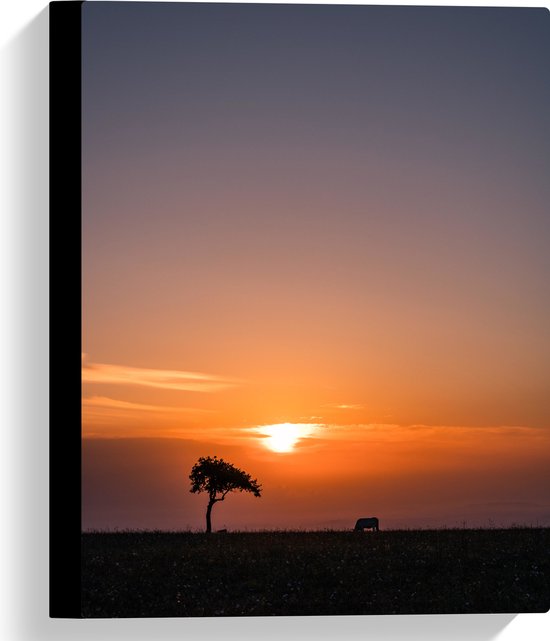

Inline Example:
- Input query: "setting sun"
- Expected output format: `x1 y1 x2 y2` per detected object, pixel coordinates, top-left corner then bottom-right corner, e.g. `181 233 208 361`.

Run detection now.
256 423 320 453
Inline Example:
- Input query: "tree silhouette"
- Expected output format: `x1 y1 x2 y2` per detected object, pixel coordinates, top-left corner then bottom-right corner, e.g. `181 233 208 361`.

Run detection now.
189 455 262 533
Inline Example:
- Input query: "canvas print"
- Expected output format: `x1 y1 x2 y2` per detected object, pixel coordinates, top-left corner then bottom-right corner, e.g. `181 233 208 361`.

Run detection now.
79 2 550 617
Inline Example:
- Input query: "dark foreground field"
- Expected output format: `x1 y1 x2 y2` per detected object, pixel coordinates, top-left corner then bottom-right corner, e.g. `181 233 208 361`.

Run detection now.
82 528 550 617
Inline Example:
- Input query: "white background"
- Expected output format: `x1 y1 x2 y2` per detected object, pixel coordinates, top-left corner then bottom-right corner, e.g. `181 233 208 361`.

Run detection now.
1 0 549 639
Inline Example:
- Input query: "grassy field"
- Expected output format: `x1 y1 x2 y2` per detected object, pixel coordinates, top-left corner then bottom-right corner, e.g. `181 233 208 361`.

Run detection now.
81 528 550 617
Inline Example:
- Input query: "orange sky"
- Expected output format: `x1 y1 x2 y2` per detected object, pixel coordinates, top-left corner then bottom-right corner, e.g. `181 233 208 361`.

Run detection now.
81 354 550 530
82 4 550 531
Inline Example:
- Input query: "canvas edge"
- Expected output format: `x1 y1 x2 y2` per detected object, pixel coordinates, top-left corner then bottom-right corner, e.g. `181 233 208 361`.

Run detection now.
49 0 84 620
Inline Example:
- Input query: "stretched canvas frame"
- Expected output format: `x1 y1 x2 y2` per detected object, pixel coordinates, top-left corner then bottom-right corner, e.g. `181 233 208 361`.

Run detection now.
50 0 550 619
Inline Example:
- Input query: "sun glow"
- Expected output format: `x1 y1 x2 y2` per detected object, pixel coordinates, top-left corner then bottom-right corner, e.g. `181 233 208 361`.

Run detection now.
256 423 321 453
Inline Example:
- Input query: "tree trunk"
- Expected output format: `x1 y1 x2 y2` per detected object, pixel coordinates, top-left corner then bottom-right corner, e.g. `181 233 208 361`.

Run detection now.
205 500 215 533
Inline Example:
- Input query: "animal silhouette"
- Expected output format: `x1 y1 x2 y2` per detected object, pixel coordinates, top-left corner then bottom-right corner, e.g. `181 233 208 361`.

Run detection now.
354 517 379 532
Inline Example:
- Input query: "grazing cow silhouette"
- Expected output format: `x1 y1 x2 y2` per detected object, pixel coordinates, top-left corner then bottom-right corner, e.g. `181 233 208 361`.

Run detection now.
354 517 379 532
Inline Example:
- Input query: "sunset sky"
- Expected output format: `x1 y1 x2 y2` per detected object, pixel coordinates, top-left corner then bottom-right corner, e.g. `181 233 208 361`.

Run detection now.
82 3 550 531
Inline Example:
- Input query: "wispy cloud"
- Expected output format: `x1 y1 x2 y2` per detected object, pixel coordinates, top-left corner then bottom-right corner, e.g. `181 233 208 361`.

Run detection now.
82 357 241 393
324 403 366 410
82 396 214 413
